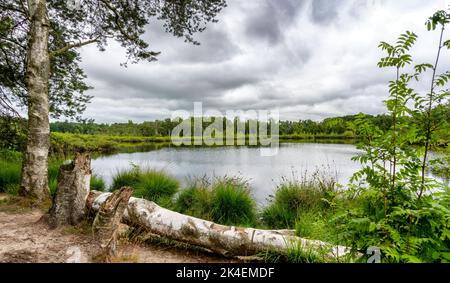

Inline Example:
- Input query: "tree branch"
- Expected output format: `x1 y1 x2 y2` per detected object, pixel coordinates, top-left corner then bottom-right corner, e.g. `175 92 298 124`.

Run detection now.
0 88 21 118
99 0 139 42
50 38 99 58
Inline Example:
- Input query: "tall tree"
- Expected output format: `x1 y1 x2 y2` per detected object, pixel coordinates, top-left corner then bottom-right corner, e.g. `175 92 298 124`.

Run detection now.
0 0 227 201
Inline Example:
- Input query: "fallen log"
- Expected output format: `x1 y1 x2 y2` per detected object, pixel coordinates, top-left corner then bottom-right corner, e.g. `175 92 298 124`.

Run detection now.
87 191 353 261
92 187 133 262
48 153 91 228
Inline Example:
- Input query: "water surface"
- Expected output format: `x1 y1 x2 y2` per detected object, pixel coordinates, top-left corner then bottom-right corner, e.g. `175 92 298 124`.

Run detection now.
91 143 363 205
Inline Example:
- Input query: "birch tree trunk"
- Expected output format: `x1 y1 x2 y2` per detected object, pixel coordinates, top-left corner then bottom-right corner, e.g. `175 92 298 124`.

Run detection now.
48 153 91 228
92 187 133 262
20 0 51 202
87 192 353 260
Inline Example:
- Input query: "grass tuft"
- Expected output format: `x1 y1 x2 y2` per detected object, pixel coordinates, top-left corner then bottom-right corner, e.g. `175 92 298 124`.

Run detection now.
111 166 179 204
262 168 338 229
210 177 256 226
0 160 21 193
175 176 257 227
134 170 179 202
111 166 141 191
90 174 106 191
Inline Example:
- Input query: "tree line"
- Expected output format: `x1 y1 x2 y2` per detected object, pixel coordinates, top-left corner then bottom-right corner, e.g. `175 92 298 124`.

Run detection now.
47 114 393 137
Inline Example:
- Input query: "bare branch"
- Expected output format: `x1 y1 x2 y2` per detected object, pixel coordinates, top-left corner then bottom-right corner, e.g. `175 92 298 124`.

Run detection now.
50 38 99 58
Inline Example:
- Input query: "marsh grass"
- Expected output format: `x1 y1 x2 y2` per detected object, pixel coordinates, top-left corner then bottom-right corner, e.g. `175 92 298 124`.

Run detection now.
175 177 211 218
0 150 107 197
175 176 257 227
258 240 328 263
210 178 256 226
90 174 106 191
0 150 22 193
0 162 21 193
111 166 141 191
111 166 179 204
262 168 339 231
134 170 179 201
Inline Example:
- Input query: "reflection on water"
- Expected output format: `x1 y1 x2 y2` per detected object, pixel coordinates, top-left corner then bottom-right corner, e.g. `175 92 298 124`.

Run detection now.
91 143 446 206
91 143 364 205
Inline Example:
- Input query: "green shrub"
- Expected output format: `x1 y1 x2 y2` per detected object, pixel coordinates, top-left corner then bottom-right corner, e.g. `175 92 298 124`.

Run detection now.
294 211 336 243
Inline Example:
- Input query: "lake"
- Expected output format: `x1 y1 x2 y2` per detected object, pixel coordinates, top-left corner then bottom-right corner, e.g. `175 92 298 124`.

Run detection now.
91 142 363 205
91 142 446 206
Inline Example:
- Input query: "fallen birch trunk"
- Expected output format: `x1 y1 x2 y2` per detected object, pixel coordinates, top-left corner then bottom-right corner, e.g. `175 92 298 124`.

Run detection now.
87 191 353 261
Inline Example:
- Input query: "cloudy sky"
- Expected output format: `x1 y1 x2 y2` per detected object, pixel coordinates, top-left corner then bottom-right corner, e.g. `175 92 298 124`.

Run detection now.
78 0 450 123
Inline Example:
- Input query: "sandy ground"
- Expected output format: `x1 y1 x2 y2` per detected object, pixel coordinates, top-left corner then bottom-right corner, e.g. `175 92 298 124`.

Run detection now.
0 195 237 263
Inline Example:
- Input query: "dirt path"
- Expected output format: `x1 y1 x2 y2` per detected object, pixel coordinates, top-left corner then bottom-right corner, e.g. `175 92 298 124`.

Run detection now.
0 198 237 263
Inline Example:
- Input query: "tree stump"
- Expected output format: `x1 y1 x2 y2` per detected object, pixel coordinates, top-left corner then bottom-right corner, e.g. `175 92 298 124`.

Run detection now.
92 187 133 262
48 153 91 228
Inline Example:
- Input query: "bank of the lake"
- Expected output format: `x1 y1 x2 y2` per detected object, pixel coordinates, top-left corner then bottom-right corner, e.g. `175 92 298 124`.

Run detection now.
49 132 357 155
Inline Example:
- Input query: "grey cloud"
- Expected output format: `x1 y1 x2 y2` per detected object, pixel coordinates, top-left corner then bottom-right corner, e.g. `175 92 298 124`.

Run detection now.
84 60 263 102
73 0 446 123
144 21 240 64
311 0 340 25
245 0 305 45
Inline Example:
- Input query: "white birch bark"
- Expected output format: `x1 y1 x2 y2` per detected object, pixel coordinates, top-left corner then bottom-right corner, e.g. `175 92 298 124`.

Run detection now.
87 192 353 261
20 0 51 201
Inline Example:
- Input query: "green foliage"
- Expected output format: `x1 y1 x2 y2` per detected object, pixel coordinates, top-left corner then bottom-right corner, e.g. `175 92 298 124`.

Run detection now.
47 159 64 196
0 159 21 193
295 212 334 242
134 170 179 202
262 169 338 229
0 117 27 151
175 176 257 227
339 10 450 263
0 150 22 194
111 166 179 204
259 241 328 263
90 174 106 191
111 166 142 191
0 150 63 196
49 113 396 142
209 177 256 226
48 178 58 196
175 179 213 220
